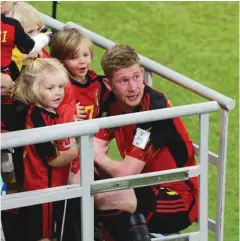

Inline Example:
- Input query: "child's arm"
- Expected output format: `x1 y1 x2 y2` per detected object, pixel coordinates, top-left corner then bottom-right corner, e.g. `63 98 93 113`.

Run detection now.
14 18 49 55
48 138 79 167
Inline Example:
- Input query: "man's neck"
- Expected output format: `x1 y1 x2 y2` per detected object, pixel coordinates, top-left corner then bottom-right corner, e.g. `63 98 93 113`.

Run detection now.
116 101 135 114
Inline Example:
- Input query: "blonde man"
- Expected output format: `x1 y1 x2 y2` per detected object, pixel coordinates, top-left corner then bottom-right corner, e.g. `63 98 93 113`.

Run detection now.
93 44 199 240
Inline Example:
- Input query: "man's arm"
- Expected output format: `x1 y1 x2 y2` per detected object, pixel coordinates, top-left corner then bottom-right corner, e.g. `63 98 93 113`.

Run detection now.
94 137 145 177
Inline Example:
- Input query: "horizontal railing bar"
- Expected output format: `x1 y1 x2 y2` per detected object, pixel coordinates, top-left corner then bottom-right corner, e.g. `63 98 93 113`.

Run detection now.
1 102 219 150
63 21 235 111
1 184 82 210
139 55 235 111
151 232 199 241
207 218 216 232
2 166 199 210
1 122 99 150
194 218 216 233
88 101 219 130
91 166 199 193
193 143 219 165
40 12 65 30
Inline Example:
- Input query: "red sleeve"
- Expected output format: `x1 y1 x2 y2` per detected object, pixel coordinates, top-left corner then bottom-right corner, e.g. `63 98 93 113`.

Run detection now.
94 128 114 141
126 144 156 163
55 138 80 173
57 81 76 123
71 157 80 173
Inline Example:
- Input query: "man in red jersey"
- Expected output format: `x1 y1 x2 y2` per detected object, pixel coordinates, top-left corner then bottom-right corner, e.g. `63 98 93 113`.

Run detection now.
93 44 198 241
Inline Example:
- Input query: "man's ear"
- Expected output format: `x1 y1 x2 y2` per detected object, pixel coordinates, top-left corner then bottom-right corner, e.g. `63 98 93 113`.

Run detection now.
140 67 145 74
103 78 112 91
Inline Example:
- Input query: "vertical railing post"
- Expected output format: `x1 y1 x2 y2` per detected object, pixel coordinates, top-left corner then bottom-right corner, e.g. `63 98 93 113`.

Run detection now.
80 135 94 241
144 70 152 87
198 113 210 240
215 109 229 241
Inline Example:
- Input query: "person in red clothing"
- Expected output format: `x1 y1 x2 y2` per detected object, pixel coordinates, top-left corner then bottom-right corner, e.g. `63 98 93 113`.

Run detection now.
8 2 50 71
50 28 107 124
50 28 108 241
1 1 51 133
13 58 79 241
93 44 199 241
1 1 50 80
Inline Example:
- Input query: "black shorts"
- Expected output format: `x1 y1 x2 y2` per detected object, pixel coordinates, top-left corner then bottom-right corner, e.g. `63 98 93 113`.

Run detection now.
96 186 195 237
62 198 81 241
134 186 194 234
20 201 65 241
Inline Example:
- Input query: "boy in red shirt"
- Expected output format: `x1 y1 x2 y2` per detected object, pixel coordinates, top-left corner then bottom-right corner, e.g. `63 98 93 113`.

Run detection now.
50 28 108 241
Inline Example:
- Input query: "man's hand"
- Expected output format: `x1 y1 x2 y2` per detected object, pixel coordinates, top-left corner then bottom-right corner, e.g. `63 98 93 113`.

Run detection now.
76 102 87 120
1 73 14 96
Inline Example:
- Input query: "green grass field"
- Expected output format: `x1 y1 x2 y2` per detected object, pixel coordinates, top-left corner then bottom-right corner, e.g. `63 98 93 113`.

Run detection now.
31 2 239 240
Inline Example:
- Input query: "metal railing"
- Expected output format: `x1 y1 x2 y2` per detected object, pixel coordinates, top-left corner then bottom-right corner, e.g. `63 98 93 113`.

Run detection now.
1 101 219 241
1 8 236 241
38 13 235 241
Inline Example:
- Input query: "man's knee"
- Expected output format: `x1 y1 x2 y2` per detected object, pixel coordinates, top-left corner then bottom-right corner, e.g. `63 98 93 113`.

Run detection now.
94 189 137 213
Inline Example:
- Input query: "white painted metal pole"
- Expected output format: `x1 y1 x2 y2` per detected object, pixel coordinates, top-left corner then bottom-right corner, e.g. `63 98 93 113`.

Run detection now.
144 71 152 87
198 113 210 240
80 135 94 241
215 109 229 241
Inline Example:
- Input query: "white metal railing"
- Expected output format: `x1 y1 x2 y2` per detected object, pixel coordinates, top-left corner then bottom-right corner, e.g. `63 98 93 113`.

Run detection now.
1 7 236 241
1 101 218 241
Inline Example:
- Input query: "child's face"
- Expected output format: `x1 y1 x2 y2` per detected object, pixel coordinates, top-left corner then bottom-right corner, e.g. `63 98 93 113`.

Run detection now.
63 41 91 80
1 1 14 14
38 73 66 112
25 25 46 38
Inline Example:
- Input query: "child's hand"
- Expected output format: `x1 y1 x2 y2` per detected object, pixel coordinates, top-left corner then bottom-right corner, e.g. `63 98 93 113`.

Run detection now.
1 73 14 96
69 169 80 184
76 102 87 120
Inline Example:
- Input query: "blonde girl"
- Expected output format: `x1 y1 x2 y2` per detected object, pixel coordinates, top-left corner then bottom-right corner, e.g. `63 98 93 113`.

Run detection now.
14 58 79 241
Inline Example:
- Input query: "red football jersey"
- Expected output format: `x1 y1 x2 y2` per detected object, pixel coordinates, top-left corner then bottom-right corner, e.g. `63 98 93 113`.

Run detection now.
57 70 107 122
70 70 106 120
1 14 34 68
96 85 198 223
57 70 107 173
23 105 71 191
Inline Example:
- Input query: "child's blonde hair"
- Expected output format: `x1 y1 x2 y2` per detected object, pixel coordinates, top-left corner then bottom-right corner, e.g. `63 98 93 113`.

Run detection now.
50 28 93 61
15 58 68 105
8 2 45 33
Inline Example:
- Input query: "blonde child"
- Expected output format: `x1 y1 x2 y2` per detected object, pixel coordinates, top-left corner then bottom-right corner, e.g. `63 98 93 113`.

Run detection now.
50 28 109 241
14 58 79 241
50 28 108 123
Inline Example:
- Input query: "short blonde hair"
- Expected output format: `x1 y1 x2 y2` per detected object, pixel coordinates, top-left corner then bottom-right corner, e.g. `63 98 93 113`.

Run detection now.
8 2 44 33
50 28 93 61
101 44 140 78
14 58 68 105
